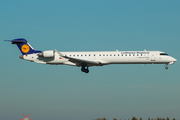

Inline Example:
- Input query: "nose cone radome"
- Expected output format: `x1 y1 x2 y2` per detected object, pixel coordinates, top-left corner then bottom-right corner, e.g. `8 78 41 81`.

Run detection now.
169 57 177 65
173 58 177 62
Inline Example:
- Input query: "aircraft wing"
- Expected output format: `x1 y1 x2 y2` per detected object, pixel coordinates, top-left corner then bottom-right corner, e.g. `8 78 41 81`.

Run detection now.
55 49 101 66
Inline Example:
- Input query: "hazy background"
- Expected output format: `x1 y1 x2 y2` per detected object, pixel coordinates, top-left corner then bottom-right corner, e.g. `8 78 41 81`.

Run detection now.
0 1 180 120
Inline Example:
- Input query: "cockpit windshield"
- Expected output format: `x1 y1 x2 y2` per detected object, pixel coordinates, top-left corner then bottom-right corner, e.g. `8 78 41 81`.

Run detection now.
160 53 169 56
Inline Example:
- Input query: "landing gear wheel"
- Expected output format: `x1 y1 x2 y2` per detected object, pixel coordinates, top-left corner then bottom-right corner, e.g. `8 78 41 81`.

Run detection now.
165 66 168 70
165 63 169 70
85 69 89 73
81 66 89 73
81 67 85 72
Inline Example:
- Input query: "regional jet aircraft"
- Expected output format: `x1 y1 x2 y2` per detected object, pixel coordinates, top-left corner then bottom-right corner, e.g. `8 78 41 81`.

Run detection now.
6 38 177 73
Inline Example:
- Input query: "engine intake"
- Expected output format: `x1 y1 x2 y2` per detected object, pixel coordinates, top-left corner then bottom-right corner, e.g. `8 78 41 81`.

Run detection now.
39 50 55 58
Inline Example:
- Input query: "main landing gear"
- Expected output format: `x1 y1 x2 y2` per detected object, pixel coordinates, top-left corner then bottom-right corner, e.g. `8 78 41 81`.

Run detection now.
81 66 89 73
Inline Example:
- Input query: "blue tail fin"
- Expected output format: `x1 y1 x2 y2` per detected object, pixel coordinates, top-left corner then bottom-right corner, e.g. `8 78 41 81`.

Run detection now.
9 38 41 55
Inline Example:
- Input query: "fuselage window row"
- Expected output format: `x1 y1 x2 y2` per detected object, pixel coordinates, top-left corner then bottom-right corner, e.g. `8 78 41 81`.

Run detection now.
66 53 149 57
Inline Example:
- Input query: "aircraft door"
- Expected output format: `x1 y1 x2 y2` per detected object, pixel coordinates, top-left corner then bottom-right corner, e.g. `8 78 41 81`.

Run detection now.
151 53 156 61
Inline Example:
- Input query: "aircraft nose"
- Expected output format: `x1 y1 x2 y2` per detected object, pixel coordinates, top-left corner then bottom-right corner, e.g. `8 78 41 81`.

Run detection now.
172 57 177 63
172 57 177 62
169 57 177 65
174 58 177 62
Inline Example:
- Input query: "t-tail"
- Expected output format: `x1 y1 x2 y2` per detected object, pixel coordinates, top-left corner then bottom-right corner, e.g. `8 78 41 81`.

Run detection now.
5 38 41 55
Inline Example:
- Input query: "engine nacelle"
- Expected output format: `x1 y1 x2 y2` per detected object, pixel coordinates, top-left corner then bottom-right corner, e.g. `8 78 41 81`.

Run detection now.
39 50 55 58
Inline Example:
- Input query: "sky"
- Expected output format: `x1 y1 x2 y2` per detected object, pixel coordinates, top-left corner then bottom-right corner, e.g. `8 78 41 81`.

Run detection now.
0 0 180 120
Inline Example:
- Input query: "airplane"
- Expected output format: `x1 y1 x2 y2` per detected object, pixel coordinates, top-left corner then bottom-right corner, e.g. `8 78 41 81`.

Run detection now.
5 38 177 73
19 114 33 120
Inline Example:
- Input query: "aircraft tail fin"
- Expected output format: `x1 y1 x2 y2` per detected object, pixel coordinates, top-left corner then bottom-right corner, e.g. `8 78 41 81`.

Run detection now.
5 38 41 55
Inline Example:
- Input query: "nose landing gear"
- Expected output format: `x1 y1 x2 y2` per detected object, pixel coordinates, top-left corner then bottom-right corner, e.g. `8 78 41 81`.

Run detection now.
165 63 168 70
165 66 168 70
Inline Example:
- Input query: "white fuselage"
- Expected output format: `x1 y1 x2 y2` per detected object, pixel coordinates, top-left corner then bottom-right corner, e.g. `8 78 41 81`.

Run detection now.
21 50 177 67
8 38 176 73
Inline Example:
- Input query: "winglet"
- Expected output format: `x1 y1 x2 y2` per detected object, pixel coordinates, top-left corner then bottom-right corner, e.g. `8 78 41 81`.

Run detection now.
55 49 70 59
23 114 30 118
55 49 64 57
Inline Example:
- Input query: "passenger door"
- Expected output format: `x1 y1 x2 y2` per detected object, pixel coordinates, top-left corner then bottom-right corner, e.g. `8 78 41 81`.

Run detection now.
151 52 156 61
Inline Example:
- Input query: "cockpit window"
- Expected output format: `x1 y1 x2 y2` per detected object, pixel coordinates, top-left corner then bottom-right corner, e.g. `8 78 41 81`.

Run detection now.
160 53 169 56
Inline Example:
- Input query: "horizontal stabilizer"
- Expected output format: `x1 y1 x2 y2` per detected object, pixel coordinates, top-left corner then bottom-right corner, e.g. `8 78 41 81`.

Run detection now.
5 38 27 44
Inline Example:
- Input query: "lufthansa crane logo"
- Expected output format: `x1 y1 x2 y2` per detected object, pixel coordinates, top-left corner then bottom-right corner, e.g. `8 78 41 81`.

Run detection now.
21 44 30 53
